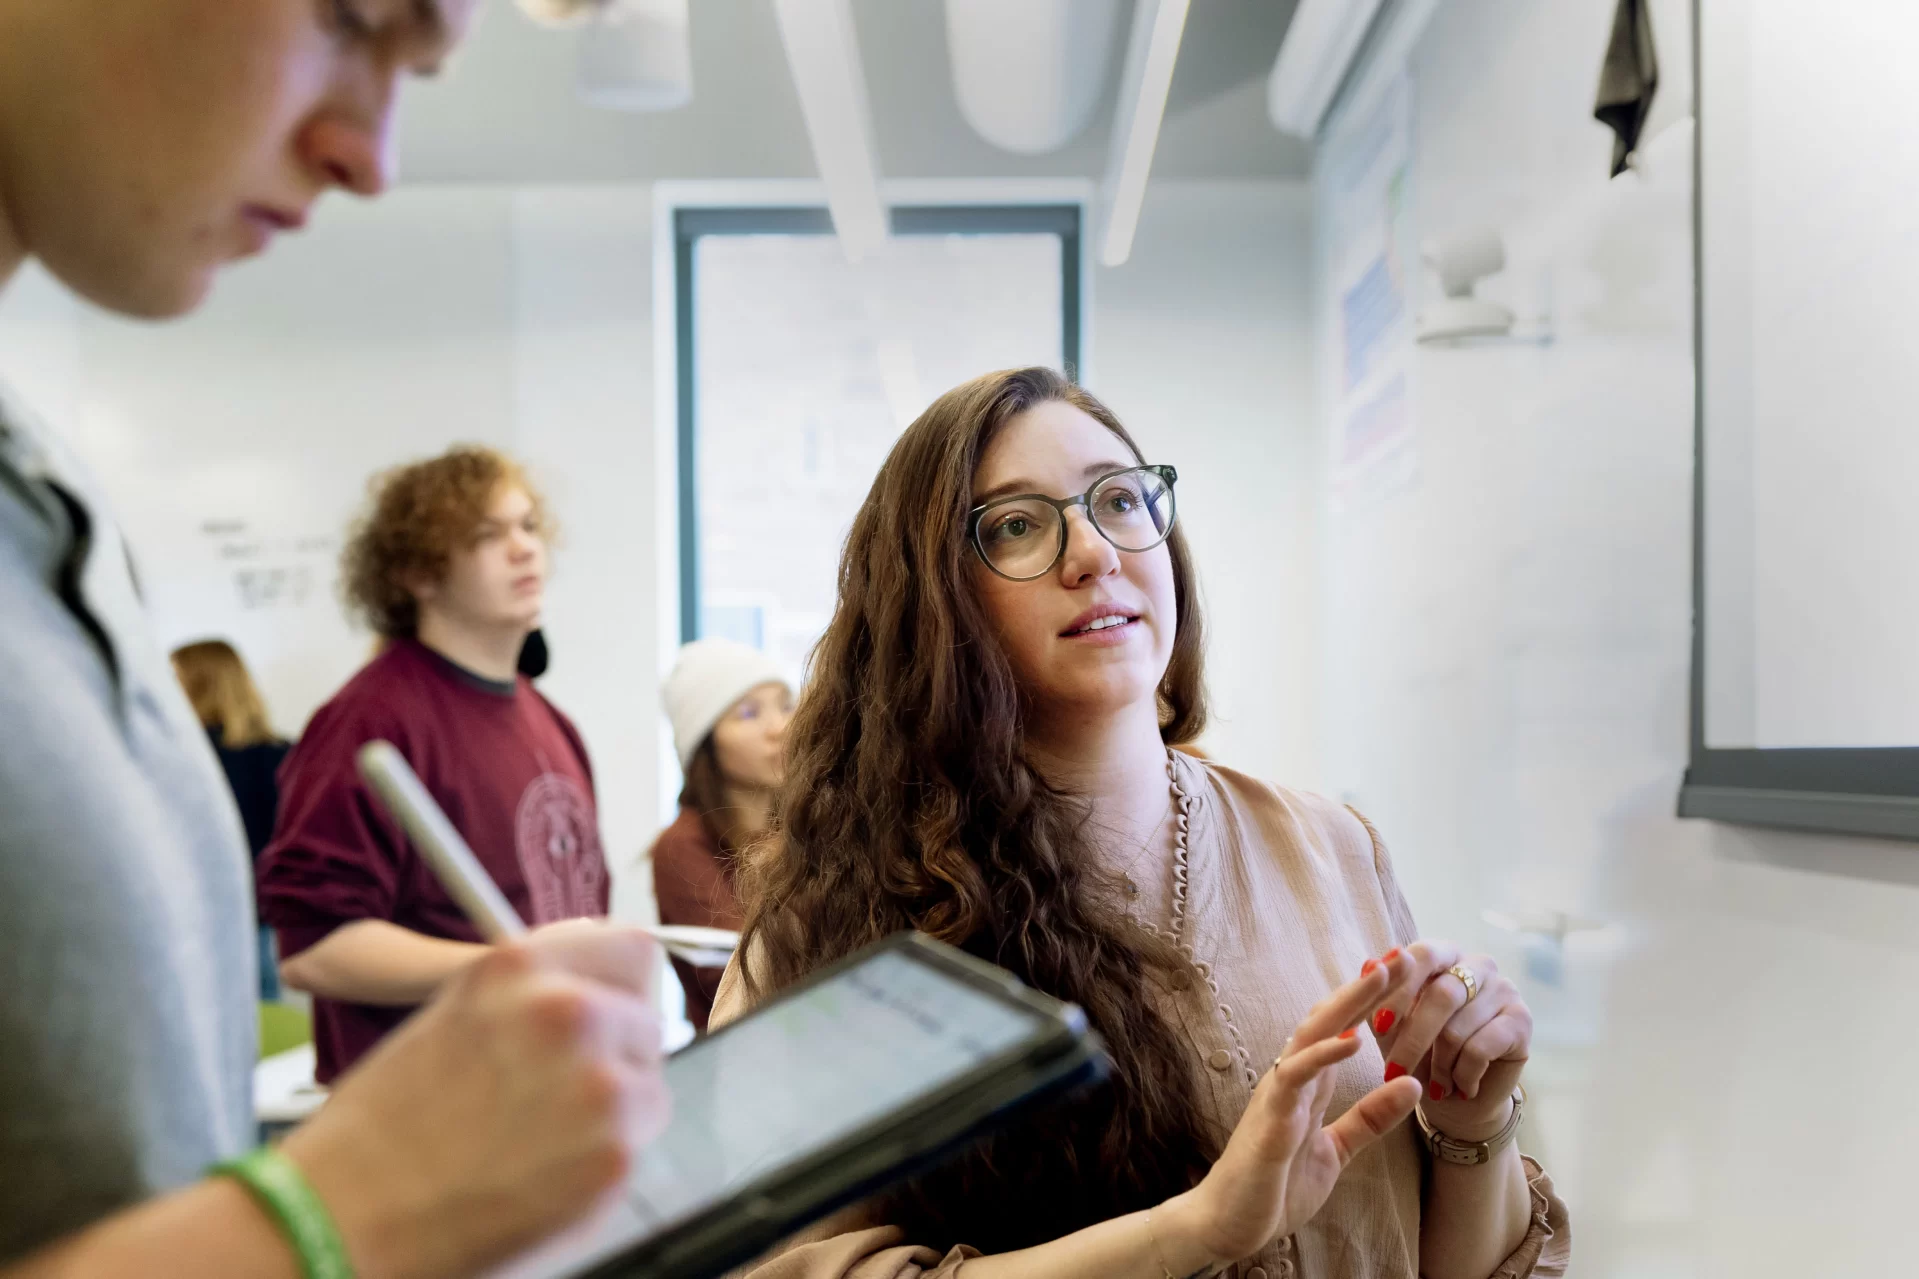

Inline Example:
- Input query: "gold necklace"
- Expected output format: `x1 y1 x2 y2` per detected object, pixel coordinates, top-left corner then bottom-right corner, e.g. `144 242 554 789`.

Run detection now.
1113 800 1172 899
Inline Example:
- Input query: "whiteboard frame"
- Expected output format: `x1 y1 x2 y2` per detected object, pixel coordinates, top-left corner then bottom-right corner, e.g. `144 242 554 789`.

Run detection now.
1677 0 1919 842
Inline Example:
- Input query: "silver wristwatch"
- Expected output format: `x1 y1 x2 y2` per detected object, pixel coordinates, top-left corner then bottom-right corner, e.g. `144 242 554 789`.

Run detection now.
1415 1085 1525 1166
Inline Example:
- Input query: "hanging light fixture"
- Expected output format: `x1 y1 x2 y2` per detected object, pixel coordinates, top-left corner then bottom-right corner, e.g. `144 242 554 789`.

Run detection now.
516 0 694 112
516 0 596 27
945 0 1125 155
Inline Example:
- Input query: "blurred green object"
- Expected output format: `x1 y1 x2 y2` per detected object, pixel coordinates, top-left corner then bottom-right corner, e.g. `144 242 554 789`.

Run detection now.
257 1001 312 1061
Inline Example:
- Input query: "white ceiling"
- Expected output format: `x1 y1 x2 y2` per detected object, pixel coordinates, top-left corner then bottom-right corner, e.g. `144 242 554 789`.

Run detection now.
397 0 1310 183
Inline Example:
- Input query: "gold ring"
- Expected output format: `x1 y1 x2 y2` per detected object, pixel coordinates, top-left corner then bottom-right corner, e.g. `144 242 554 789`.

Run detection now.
1447 964 1479 1003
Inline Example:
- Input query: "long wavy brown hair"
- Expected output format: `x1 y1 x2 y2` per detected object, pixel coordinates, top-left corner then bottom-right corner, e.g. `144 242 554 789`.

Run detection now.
737 368 1215 1254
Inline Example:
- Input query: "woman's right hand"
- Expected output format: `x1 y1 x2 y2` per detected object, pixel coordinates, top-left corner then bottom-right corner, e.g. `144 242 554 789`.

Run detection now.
1157 964 1423 1269
279 923 672 1279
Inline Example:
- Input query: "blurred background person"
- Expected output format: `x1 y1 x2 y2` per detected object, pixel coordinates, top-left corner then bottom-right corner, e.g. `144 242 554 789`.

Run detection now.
650 637 793 1032
0 3 672 1274
259 446 611 1084
171 639 293 1001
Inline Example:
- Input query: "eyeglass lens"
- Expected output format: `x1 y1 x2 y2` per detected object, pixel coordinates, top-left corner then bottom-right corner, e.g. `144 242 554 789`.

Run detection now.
975 467 1175 579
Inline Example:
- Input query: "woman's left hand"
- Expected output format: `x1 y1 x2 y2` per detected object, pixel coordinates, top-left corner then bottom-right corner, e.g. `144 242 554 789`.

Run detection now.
1365 940 1531 1141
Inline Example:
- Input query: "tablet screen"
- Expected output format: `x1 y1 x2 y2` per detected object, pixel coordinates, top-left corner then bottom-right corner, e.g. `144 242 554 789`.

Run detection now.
491 947 1049 1278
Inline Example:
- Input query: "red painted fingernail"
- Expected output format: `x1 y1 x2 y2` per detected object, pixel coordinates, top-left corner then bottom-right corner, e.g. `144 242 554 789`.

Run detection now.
1384 1062 1407 1082
1361 958 1379 977
1429 1081 1446 1101
1339 1028 1356 1040
1373 1008 1396 1035
1383 948 1401 962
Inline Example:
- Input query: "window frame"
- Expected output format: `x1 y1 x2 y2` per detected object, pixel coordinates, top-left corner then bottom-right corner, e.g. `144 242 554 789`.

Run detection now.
671 203 1085 645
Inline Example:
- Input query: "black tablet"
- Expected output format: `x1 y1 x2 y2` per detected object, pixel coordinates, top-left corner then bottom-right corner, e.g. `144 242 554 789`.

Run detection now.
488 932 1107 1279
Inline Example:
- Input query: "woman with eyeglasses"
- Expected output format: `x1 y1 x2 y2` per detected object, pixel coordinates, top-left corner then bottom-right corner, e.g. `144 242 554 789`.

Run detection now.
713 368 1568 1279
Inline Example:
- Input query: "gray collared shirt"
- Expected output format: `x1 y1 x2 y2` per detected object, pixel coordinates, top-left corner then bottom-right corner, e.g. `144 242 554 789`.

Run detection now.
0 386 255 1261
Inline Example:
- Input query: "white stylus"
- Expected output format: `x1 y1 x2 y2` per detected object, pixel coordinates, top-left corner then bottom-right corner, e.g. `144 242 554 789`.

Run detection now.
356 740 740 964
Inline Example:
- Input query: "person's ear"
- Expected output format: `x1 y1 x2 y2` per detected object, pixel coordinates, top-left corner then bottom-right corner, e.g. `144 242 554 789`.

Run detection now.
400 572 439 606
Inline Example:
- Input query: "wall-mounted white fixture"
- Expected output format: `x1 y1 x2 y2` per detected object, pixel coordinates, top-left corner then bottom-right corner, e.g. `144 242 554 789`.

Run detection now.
1266 0 1386 138
771 0 889 262
1100 0 1191 267
1416 227 1518 343
945 0 1126 155
578 0 693 111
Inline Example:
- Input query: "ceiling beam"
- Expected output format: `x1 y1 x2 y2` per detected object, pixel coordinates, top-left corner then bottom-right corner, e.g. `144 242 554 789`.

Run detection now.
1266 0 1387 138
771 0 889 261
1099 0 1192 267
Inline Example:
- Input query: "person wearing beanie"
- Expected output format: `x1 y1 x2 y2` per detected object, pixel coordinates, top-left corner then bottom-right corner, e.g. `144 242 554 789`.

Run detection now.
650 638 794 1031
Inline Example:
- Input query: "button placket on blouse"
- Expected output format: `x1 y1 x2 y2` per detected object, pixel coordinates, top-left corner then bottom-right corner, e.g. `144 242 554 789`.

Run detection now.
1138 757 1261 1089
1236 1231 1299 1279
1143 758 1292 1278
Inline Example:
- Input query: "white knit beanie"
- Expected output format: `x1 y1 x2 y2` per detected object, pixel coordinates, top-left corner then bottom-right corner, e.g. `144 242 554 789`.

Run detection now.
662 638 792 769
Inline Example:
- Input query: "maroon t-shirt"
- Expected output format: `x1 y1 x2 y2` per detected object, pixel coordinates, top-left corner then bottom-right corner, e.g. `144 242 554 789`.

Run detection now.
258 638 609 1083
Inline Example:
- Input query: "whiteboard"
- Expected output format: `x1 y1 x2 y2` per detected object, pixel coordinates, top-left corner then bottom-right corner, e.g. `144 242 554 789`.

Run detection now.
1699 0 1919 750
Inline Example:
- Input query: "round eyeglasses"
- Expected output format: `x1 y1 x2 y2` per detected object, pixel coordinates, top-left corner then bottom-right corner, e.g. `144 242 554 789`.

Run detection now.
967 464 1179 582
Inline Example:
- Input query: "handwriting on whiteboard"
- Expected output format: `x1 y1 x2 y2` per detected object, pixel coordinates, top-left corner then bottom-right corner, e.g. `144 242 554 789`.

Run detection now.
201 518 337 613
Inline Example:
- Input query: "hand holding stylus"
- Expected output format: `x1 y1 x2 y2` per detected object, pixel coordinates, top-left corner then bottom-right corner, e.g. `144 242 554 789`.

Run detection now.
281 920 672 1279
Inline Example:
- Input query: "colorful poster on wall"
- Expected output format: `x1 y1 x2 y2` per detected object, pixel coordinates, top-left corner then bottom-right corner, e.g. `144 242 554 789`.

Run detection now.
1324 74 1418 509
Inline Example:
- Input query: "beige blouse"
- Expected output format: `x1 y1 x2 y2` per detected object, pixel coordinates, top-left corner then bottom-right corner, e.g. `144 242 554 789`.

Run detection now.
710 753 1570 1279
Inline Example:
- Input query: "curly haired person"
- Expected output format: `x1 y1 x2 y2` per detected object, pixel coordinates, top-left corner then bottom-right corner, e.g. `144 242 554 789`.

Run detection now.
258 446 613 1083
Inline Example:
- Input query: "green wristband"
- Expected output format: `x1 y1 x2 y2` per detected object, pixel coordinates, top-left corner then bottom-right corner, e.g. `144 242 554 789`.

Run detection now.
211 1147 355 1279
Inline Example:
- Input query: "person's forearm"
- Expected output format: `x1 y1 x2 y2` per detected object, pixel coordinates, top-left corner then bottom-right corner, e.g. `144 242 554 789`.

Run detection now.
950 1192 1223 1279
1418 1130 1532 1279
4 1178 299 1279
280 919 488 1006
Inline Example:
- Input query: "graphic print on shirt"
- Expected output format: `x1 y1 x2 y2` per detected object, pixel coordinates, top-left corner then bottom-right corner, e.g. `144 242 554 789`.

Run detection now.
514 772 608 923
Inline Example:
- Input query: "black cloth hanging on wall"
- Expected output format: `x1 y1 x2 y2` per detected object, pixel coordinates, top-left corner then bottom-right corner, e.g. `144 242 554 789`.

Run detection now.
1594 0 1659 177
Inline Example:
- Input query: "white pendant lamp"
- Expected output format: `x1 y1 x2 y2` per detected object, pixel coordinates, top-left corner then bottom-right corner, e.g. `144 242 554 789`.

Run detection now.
945 0 1125 154
516 0 694 112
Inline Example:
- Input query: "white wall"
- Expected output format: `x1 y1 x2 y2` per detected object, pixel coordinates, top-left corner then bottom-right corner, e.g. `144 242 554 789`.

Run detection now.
1316 2 1919 1274
1093 181 1320 789
508 187 661 926
0 188 663 930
